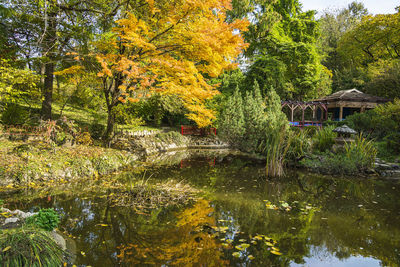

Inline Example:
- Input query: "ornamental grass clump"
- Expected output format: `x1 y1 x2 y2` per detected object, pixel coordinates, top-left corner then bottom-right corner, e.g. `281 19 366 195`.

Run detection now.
312 125 337 152
262 87 290 177
0 226 65 267
344 134 377 170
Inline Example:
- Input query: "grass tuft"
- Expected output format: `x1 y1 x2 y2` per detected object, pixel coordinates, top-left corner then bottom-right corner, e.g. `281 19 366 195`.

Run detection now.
0 226 65 267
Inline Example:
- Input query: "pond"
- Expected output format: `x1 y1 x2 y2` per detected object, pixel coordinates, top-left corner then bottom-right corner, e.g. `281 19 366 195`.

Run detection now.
1 151 400 266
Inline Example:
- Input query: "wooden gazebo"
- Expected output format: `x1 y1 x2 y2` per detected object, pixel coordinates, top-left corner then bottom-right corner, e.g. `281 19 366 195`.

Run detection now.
281 100 328 128
315 89 390 121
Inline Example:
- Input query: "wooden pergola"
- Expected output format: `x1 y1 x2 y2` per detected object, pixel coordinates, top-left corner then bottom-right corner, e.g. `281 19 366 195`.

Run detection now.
281 100 328 128
314 89 390 121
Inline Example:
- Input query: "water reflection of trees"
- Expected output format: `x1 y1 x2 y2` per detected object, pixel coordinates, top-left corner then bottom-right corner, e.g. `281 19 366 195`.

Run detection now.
2 156 400 266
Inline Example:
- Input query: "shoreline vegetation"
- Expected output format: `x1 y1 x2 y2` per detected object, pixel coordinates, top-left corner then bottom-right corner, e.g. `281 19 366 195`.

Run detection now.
0 123 399 191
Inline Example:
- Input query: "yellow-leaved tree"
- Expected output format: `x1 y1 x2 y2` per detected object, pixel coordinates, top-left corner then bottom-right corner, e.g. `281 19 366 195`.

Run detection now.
94 0 248 138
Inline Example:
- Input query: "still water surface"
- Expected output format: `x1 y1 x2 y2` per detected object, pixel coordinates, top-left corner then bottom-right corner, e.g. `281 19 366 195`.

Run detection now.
3 151 400 266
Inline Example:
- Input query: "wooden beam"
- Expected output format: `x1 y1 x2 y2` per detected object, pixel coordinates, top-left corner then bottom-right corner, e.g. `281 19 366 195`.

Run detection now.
339 106 343 121
291 107 294 122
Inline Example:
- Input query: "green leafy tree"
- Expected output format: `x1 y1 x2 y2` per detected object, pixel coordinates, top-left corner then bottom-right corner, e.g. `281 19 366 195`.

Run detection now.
338 12 400 68
219 86 245 147
364 59 400 99
0 60 40 104
242 80 267 152
318 2 368 72
0 0 121 119
242 1 331 99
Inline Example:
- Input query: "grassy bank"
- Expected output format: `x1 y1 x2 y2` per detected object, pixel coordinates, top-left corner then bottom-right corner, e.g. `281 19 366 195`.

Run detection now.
0 139 138 188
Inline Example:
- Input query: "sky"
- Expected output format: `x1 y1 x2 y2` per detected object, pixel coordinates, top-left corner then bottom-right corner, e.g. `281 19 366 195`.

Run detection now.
301 0 399 15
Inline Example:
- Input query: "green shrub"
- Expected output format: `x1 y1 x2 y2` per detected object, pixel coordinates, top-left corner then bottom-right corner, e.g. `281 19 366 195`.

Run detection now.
0 226 64 267
323 120 346 128
75 131 93 145
346 99 400 149
303 126 319 137
287 129 312 162
89 121 105 140
92 156 116 175
383 132 400 154
240 80 267 153
313 126 337 152
344 135 377 170
218 86 245 147
113 104 145 127
302 136 377 175
345 110 377 135
301 152 358 175
25 208 60 231
0 103 29 125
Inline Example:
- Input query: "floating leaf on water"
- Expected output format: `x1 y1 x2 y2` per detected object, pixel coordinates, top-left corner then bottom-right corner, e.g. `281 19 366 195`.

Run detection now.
265 242 274 246
251 240 257 244
239 239 246 242
81 251 86 256
96 224 109 227
272 247 279 251
271 250 282 255
222 243 230 248
248 255 255 260
254 235 263 240
235 245 243 251
226 239 233 244
232 252 240 258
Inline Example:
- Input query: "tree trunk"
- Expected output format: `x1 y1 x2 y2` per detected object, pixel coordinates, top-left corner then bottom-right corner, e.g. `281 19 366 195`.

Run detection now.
105 104 115 142
40 10 57 120
41 62 54 120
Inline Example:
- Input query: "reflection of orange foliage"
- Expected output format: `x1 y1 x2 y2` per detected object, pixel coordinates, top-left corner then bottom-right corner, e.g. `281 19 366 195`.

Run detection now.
117 200 228 266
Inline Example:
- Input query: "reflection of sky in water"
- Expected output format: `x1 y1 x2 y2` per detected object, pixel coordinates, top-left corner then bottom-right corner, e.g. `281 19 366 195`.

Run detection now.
291 245 381 267
291 256 381 267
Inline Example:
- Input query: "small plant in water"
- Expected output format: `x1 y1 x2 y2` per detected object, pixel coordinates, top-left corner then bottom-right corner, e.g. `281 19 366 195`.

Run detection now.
26 208 60 231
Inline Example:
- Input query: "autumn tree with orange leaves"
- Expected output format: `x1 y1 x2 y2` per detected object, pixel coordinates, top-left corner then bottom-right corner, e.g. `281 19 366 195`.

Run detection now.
95 0 248 139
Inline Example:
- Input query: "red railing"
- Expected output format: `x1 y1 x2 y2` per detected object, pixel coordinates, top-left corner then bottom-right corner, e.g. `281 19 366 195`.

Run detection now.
181 126 217 136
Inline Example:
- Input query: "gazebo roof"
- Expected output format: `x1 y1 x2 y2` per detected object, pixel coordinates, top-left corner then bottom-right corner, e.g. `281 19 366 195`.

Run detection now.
316 89 389 103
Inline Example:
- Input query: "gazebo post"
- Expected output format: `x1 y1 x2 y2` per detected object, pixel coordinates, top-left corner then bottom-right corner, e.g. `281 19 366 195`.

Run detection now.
301 107 305 127
339 106 343 121
290 105 294 122
325 106 328 120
